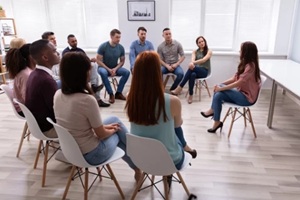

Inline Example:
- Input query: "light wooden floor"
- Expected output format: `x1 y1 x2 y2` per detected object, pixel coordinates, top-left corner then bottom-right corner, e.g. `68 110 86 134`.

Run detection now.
1 86 300 200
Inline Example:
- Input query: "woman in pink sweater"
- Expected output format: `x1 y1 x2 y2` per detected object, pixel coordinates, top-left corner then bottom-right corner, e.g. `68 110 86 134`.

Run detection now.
201 41 261 133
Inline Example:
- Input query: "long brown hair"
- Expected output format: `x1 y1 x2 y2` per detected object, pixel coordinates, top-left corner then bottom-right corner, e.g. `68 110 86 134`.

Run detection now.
237 41 260 82
60 52 93 95
125 51 168 125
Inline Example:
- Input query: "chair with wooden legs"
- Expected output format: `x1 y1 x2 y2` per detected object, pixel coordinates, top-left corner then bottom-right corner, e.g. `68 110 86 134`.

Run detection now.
47 118 125 200
0 84 30 157
104 76 120 98
163 73 176 89
222 75 267 138
127 133 192 200
14 99 60 187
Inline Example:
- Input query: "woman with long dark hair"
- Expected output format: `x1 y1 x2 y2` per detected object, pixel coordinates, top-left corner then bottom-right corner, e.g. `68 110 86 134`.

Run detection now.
53 52 141 181
201 41 261 133
171 36 212 104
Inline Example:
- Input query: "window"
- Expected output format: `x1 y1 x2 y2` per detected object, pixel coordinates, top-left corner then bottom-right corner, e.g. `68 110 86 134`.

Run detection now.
171 0 279 52
5 0 118 49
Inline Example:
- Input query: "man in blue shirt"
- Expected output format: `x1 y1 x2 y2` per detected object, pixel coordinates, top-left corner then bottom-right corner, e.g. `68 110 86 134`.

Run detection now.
129 27 154 73
96 29 130 104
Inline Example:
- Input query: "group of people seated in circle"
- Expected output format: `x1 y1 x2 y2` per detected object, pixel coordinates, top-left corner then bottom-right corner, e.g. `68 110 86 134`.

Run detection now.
4 25 261 185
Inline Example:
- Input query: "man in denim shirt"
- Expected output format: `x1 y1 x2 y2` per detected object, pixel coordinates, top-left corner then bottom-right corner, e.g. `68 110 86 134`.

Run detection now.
129 27 154 73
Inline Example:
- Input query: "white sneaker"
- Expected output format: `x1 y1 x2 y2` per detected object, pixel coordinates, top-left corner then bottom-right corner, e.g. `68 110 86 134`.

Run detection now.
55 150 70 164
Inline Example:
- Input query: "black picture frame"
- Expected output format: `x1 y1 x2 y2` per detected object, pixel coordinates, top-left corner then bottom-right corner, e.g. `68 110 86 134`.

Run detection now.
127 1 155 21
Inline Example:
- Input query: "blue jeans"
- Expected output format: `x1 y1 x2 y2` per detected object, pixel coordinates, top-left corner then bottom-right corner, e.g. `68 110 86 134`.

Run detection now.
161 66 184 90
174 127 186 170
83 116 137 170
98 67 130 95
211 87 252 121
180 66 208 95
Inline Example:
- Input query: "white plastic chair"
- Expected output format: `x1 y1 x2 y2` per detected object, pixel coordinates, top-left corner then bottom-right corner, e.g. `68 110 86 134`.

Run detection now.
127 133 191 200
185 68 212 101
222 75 267 138
13 99 59 187
47 118 125 200
0 84 30 157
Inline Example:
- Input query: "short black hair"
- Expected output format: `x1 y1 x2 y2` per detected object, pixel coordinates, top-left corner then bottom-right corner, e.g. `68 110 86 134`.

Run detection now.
41 31 55 39
162 28 170 32
67 34 75 39
29 39 49 61
137 27 147 32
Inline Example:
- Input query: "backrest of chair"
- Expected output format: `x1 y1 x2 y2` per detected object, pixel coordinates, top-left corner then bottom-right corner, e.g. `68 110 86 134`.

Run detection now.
0 85 24 120
47 118 89 167
13 99 48 140
254 74 267 103
127 133 178 176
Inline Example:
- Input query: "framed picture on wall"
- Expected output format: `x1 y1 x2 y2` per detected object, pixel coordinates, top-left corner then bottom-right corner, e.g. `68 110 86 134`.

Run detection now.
0 18 16 36
127 1 155 21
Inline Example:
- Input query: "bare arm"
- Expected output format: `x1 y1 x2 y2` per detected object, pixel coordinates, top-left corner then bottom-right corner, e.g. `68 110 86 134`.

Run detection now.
93 123 120 140
114 56 125 71
171 55 185 69
96 54 110 71
215 78 243 92
170 95 183 128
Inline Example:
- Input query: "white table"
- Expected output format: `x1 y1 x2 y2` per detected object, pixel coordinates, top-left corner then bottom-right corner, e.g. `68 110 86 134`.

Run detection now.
260 59 300 128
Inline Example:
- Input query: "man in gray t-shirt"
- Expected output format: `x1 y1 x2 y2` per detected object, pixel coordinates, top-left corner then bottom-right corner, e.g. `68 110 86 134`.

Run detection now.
157 28 185 91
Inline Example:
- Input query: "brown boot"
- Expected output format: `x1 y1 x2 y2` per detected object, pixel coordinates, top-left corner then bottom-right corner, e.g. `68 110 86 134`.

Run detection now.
115 92 126 100
170 86 182 95
109 94 115 104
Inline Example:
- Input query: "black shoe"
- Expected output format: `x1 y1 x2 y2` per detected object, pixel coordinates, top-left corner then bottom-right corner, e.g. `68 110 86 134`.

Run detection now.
200 111 214 118
92 84 104 93
98 99 110 107
207 122 223 133
186 149 197 159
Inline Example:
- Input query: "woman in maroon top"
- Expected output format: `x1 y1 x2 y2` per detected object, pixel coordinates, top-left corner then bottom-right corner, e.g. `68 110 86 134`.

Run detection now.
201 41 261 133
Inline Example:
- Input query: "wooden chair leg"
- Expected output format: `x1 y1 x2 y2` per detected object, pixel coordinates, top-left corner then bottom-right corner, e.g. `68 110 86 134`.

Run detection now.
243 108 247 127
42 141 50 187
84 168 89 200
228 108 237 138
96 167 102 182
131 172 147 200
112 78 118 92
204 80 211 97
63 165 76 200
176 172 190 196
247 109 257 138
163 176 169 200
16 122 28 157
34 140 42 169
163 75 170 89
198 80 202 101
222 107 232 124
106 164 125 199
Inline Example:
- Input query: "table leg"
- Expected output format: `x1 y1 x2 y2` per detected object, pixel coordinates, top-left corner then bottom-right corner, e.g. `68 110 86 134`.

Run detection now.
267 80 277 128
